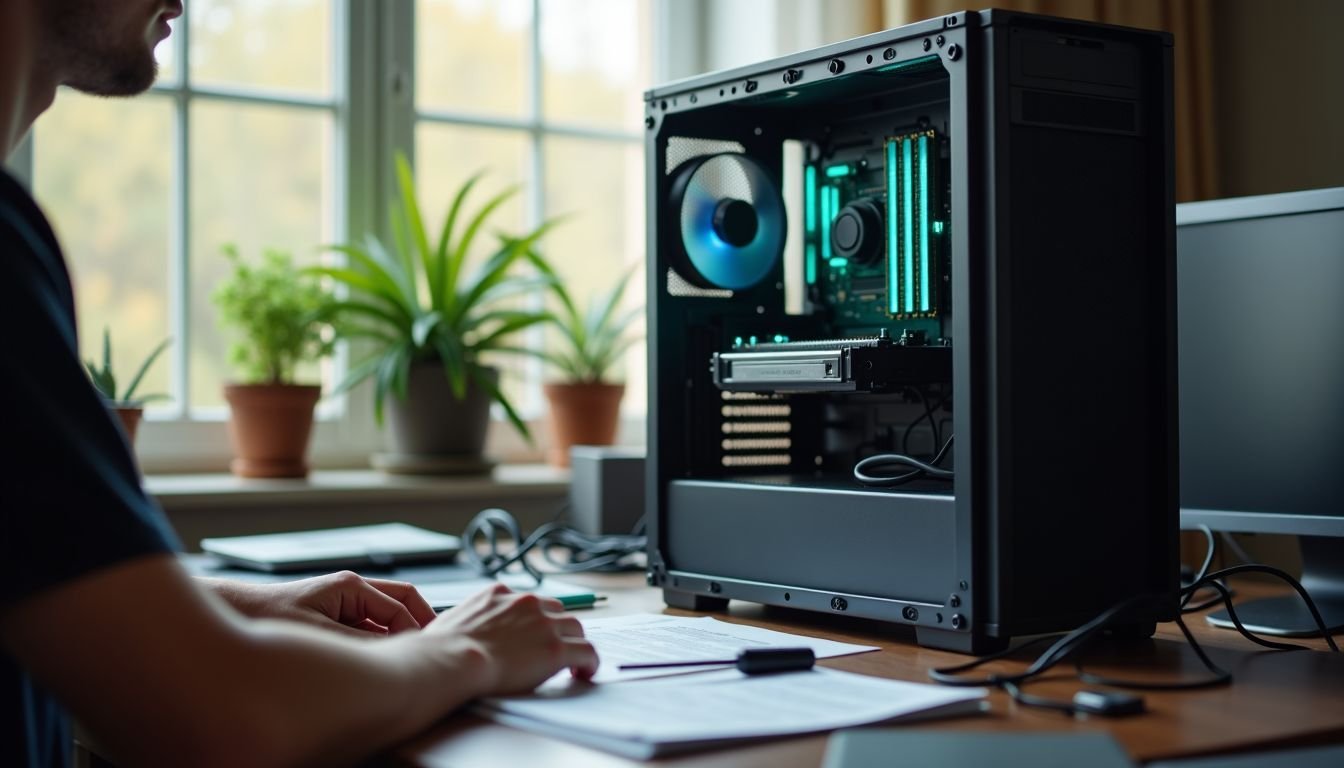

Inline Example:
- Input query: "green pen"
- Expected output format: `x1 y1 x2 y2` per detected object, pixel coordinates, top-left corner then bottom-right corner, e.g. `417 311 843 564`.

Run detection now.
557 593 606 610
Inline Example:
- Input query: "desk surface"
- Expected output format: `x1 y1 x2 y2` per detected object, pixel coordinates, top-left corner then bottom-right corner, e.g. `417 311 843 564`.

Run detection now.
398 575 1344 767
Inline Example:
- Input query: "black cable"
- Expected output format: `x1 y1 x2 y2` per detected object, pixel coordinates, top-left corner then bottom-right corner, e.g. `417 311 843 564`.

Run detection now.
460 507 646 585
929 561 1339 716
854 434 955 487
1181 525 1227 613
901 387 946 456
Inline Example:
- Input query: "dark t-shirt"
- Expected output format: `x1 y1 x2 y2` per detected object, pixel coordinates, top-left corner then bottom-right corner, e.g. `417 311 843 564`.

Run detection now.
0 169 179 768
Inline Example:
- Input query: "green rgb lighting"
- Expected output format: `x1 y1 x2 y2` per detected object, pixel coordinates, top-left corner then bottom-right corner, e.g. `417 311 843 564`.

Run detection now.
805 243 817 284
933 220 945 235
903 139 914 314
821 183 833 262
825 164 852 178
804 165 817 234
829 257 849 269
886 140 900 314
919 134 930 313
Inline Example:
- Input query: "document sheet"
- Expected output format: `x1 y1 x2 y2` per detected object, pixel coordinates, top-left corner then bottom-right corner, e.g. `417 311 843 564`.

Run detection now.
557 613 880 684
481 667 987 759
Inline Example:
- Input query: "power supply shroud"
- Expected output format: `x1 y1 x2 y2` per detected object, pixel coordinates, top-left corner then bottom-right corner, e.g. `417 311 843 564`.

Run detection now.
643 10 1178 653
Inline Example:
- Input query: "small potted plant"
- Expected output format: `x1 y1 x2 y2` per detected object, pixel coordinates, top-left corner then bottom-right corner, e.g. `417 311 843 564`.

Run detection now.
84 328 171 445
315 152 558 475
538 268 642 467
213 244 334 478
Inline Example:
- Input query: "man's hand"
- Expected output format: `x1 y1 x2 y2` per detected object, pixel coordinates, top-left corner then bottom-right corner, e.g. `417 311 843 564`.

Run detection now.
427 584 599 697
198 572 438 638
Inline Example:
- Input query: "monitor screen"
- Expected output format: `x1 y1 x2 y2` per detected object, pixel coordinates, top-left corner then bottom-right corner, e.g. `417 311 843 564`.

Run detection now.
1176 186 1344 636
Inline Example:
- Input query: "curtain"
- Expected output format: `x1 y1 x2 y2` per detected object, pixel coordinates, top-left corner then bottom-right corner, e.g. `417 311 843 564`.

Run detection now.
881 0 1218 201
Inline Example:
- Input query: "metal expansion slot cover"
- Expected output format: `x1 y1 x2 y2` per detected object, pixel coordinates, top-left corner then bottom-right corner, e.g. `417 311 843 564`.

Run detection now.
712 336 949 393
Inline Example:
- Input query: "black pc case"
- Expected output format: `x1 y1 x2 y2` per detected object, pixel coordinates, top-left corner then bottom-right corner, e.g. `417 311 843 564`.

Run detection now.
642 10 1179 654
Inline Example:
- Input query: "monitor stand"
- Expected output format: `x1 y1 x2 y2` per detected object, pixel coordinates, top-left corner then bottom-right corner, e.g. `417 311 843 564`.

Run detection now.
1207 537 1344 637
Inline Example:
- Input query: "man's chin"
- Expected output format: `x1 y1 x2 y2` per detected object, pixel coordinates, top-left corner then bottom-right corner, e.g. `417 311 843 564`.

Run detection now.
67 57 159 97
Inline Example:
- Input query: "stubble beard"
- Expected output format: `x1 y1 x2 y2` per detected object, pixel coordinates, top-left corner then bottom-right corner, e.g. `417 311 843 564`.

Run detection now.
42 1 161 97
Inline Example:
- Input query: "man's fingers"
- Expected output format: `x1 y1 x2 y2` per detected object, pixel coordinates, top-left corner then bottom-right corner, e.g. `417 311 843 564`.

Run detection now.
364 578 438 626
342 579 421 633
550 615 585 638
563 637 599 680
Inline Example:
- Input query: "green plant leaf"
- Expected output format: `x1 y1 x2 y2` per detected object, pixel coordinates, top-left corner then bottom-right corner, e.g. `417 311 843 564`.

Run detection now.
395 152 435 308
432 335 469 400
453 220 562 326
411 311 442 349
473 312 550 352
437 169 487 309
445 185 521 309
333 353 384 396
471 366 532 443
121 337 172 403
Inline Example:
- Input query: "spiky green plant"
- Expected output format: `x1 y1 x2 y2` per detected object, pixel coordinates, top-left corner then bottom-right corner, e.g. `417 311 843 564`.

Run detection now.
83 328 171 406
313 152 559 438
538 267 642 383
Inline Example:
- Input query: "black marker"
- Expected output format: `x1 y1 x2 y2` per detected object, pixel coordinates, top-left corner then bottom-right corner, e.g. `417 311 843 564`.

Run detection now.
618 647 816 675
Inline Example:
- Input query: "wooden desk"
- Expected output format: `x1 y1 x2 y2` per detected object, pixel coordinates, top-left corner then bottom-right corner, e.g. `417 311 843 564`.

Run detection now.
398 575 1344 767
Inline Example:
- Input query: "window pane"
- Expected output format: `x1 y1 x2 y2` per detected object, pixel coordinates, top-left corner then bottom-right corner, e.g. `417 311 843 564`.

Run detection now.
190 101 333 409
416 122 534 414
417 0 531 117
34 91 175 408
542 137 646 413
189 0 331 96
541 0 652 132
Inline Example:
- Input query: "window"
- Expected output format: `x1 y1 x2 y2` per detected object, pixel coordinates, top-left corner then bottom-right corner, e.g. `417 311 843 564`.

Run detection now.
22 0 666 471
413 0 652 426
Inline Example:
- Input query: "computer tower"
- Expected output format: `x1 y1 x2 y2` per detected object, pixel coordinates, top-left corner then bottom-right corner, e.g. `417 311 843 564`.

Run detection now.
643 10 1179 654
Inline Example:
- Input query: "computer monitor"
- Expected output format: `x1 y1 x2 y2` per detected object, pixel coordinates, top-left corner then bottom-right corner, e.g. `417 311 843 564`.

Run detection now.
1177 186 1344 637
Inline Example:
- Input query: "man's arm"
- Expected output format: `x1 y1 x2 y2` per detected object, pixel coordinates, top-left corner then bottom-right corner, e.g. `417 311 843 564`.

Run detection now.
0 554 596 768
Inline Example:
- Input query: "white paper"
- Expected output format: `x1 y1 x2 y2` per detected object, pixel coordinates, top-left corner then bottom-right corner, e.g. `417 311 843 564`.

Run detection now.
564 613 879 684
480 667 986 759
417 576 595 611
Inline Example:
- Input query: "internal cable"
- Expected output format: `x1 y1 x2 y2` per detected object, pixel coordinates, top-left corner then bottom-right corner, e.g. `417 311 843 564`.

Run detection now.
854 434 955 486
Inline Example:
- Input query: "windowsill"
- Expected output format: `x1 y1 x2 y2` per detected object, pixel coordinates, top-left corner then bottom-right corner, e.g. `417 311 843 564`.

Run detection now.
146 465 571 512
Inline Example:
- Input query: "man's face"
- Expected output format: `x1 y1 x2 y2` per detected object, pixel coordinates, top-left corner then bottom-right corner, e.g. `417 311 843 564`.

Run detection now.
41 0 183 96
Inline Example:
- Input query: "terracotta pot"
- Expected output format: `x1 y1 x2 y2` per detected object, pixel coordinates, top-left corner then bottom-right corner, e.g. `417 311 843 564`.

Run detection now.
223 383 321 478
543 381 625 467
375 364 497 475
112 405 144 446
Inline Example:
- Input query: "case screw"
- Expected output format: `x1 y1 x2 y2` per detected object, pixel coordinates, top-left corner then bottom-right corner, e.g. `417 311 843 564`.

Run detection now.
782 69 803 84
645 116 655 129
902 606 919 622
950 594 961 608
744 79 759 93
951 613 965 629
883 47 896 60
830 596 848 611
828 58 845 74
936 34 946 47
960 580 969 590
946 44 962 61
922 38 932 51
709 581 722 593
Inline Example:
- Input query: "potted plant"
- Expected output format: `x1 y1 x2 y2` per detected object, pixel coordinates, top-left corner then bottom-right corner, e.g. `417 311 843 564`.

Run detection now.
538 268 642 467
213 244 334 478
84 328 170 446
315 152 558 475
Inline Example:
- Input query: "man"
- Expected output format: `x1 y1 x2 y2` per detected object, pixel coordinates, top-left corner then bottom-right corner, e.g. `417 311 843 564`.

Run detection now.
0 2 599 766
